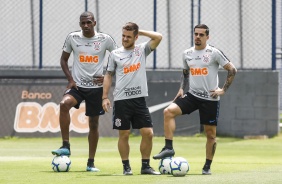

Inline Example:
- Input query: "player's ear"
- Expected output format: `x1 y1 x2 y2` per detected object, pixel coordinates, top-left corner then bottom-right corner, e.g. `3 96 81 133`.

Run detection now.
93 20 97 27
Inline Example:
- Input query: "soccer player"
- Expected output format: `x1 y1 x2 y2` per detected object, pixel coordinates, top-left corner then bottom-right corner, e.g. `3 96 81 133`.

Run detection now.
102 22 162 175
51 11 117 172
153 24 237 175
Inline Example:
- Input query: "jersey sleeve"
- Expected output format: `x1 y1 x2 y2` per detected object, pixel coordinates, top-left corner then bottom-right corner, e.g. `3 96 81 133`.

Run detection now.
215 48 229 67
106 51 116 72
106 35 118 52
182 50 189 70
144 41 152 57
62 34 72 53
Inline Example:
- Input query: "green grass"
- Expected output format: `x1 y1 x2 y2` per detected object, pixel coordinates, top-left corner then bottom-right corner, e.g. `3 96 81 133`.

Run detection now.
0 134 282 184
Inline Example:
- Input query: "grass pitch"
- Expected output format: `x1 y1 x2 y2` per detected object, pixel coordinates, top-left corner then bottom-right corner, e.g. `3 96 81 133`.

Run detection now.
0 133 282 184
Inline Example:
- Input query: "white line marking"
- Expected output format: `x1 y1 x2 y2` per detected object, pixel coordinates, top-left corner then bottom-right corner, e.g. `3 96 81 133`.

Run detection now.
148 101 173 113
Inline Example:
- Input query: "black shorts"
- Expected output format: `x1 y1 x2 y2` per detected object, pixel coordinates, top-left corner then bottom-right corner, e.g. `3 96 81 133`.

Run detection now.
64 87 104 117
113 97 153 130
174 92 220 126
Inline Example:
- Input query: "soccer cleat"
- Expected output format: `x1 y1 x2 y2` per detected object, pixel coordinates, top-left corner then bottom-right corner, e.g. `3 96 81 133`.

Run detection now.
51 147 71 156
86 166 100 172
153 147 175 159
141 166 161 175
202 167 212 175
123 166 133 175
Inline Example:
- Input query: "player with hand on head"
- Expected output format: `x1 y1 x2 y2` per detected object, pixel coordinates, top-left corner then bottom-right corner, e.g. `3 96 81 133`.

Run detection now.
153 24 237 175
51 11 117 172
102 22 162 175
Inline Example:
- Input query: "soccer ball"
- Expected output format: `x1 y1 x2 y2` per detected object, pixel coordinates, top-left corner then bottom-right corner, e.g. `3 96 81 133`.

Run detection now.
51 155 71 172
170 157 189 177
158 157 172 174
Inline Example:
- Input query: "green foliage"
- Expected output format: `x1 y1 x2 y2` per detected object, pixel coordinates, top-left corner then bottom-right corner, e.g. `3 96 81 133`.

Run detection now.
0 135 282 184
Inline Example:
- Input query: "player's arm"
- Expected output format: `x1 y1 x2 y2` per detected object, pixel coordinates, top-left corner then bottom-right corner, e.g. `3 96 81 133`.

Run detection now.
180 69 189 91
210 62 237 98
60 51 78 90
138 30 162 50
174 69 189 101
102 71 115 112
222 62 237 92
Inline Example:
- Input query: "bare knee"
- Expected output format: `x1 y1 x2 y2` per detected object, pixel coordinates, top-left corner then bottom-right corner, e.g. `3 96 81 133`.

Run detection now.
89 116 99 130
140 128 153 140
205 128 216 141
119 130 130 140
60 96 75 112
163 104 181 119
163 107 175 118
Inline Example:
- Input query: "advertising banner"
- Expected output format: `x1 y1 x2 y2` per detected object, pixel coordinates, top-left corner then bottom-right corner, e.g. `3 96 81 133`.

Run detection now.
0 79 199 138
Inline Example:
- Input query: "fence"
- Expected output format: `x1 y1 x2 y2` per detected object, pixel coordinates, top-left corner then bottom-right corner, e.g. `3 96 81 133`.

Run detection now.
0 0 281 138
0 0 281 70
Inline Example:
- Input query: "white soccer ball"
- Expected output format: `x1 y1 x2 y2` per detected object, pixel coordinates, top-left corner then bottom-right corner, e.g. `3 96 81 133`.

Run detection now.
51 155 71 172
170 157 189 177
158 157 172 174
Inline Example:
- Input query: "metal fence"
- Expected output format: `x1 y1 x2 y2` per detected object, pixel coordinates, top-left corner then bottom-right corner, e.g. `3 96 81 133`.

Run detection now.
0 0 281 70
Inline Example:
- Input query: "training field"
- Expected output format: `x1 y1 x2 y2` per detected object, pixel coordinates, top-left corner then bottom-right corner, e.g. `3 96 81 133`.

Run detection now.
0 134 282 184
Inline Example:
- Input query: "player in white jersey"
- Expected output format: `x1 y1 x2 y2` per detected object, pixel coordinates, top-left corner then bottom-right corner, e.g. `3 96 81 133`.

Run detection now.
102 22 162 175
51 11 117 172
153 24 237 175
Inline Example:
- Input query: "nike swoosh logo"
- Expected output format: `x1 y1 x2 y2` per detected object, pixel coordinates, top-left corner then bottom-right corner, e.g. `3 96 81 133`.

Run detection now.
148 101 173 113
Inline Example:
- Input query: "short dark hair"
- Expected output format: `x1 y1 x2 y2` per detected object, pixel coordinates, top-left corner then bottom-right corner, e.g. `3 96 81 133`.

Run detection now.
80 11 95 21
122 22 139 36
194 24 209 36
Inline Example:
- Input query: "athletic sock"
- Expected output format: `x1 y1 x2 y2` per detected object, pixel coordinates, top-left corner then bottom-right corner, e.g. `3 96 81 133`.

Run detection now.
62 141 70 149
165 139 173 149
203 159 212 169
141 159 150 169
87 158 94 167
122 160 130 168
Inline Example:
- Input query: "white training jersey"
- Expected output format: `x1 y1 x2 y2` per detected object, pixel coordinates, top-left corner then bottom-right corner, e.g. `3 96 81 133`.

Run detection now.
106 41 152 101
63 30 117 88
183 44 229 101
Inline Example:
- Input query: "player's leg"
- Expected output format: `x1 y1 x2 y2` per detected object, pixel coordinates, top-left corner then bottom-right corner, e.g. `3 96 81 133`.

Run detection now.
113 99 133 175
131 98 160 175
153 92 198 160
202 125 216 175
139 127 160 175
118 129 132 175
200 99 219 175
86 115 100 172
152 103 182 159
139 127 153 159
60 94 77 142
84 87 104 172
52 94 78 156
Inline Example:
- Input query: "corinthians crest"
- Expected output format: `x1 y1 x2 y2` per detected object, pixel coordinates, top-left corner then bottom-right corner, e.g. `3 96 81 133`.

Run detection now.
115 118 121 127
203 54 210 63
134 47 141 56
93 42 101 50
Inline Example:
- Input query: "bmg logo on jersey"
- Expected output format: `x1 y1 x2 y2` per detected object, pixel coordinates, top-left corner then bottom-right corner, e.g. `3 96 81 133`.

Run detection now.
123 62 140 74
190 67 208 76
79 54 99 63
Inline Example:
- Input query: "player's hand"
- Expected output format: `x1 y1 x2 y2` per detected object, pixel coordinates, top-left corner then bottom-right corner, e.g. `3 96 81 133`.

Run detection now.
102 98 112 113
173 89 184 101
93 75 104 86
66 80 78 90
210 88 225 99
